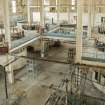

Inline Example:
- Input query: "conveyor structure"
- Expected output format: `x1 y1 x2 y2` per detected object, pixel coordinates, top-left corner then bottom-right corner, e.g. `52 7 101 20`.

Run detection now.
43 24 87 43
9 24 77 54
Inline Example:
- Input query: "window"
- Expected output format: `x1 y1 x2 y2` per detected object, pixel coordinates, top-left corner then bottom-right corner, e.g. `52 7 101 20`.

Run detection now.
44 0 49 5
72 0 76 5
95 71 98 80
71 7 75 10
101 17 105 23
33 12 40 22
50 7 56 12
44 7 50 12
71 0 76 10
12 0 16 13
28 0 32 6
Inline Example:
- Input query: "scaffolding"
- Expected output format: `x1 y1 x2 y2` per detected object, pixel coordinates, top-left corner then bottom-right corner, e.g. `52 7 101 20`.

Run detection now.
44 64 105 105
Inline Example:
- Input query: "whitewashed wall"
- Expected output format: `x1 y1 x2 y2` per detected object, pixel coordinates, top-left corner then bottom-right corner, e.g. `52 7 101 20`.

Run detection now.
59 13 68 22
32 12 105 26
94 14 105 26
45 13 57 23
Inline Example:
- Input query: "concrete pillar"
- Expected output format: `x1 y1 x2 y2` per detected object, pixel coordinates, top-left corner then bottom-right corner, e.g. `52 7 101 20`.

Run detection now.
3 0 14 84
41 41 45 58
88 0 96 38
68 0 71 24
91 0 95 28
56 0 60 24
41 40 49 58
3 0 11 45
27 0 31 24
88 0 92 38
98 70 101 83
40 0 45 26
7 63 14 84
76 0 83 63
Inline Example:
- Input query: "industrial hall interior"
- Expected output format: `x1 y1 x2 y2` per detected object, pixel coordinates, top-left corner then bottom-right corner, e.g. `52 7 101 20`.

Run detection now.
1 0 105 105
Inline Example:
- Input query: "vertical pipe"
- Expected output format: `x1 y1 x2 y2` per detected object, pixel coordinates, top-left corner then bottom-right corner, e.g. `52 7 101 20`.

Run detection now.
4 67 8 99
41 41 45 58
76 0 83 63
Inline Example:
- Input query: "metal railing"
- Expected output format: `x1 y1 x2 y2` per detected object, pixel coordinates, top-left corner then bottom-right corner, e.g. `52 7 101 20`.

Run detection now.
82 51 105 62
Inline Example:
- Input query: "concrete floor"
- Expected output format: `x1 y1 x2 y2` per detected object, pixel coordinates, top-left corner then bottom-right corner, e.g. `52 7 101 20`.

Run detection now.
1 44 105 105
11 61 70 105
